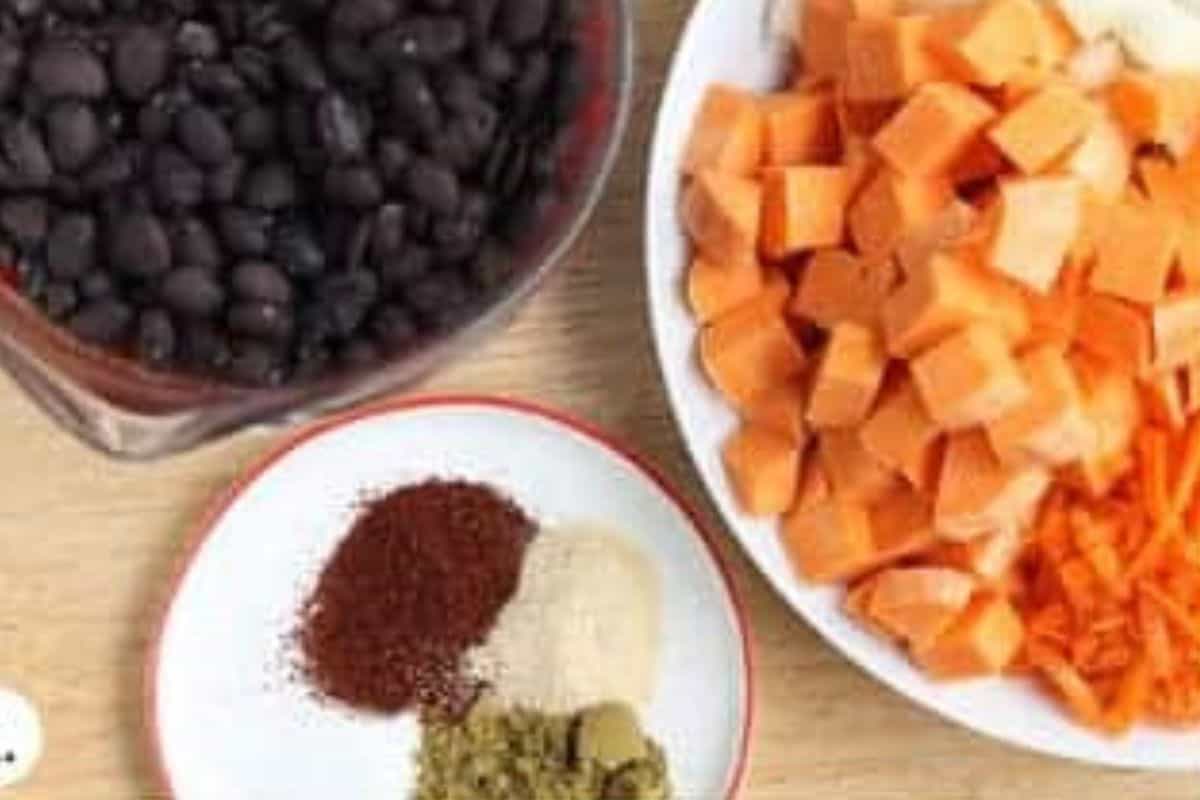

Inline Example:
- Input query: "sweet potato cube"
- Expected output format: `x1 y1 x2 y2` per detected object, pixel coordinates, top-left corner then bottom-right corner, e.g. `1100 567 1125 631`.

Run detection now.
783 496 876 583
681 171 763 266
807 322 889 428
723 423 800 515
912 322 1029 430
844 15 948 102
1068 354 1140 496
928 0 1040 86
1069 190 1112 267
683 85 764 177
948 136 1012 186
820 428 899 505
794 456 832 514
935 430 1050 541
762 90 840 166
916 592 1024 677
1141 371 1187 431
744 379 810 444
1109 71 1200 158
987 176 1081 293
700 293 807 408
760 166 851 258
1022 260 1085 348
868 486 938 567
687 255 763 323
873 82 998 178
987 84 1098 175
896 199 979 275
1088 202 1178 305
986 344 1094 465
799 0 899 79
1184 360 1200 414
867 566 976 649
844 575 882 629
1029 2 1079 70
1152 291 1200 372
933 526 1023 582
882 252 1030 357
835 83 901 140
849 168 953 258
791 248 898 327
861 374 942 490
1064 114 1132 202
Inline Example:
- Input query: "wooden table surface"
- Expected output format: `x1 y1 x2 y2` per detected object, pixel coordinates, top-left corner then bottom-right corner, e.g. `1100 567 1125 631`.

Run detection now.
1 2 1197 798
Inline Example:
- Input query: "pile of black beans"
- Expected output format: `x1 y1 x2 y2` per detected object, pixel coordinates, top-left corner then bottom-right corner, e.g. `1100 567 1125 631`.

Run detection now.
0 0 586 385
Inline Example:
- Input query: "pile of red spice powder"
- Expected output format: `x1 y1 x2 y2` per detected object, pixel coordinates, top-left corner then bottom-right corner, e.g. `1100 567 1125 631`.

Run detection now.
296 479 534 714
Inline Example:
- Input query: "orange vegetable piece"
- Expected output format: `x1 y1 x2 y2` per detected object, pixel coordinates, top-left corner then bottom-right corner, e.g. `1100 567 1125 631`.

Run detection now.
933 526 1023 582
844 14 948 102
1022 259 1085 348
723 423 800 515
834 82 901 140
1029 2 1079 70
744 379 810 444
867 566 976 649
867 485 938 566
681 170 763 266
760 166 851 258
699 293 807 408
783 495 876 583
860 374 942 491
798 0 899 79
807 322 889 428
794 455 832 515
1141 371 1187 431
987 84 1098 175
686 254 763 323
1064 114 1132 202
987 176 1081 293
1074 294 1153 375
882 251 1030 358
682 85 764 177
820 428 900 505
1068 190 1112 267
1152 291 1200 373
895 198 979 275
848 168 952 258
791 248 898 327
1088 201 1178 306
986 344 1094 466
1028 644 1104 726
873 82 998 178
1109 71 1200 158
1068 353 1141 496
935 430 1050 541
948 136 1011 186
916 592 1024 678
910 322 1029 431
761 90 840 166
927 0 1040 87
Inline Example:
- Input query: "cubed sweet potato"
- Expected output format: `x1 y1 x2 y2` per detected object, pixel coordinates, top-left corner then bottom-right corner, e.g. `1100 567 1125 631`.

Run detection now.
762 90 841 167
799 0 900 79
1109 71 1200 158
791 248 898 327
1069 351 1142 493
1184 360 1200 414
794 455 832 515
867 566 976 649
986 344 1094 465
744 378 810 444
820 428 900 505
723 423 801 515
807 322 889 428
1064 114 1132 202
1022 258 1085 349
760 166 852 258
849 168 953 258
987 176 1081 293
948 136 1012 185
873 82 998 178
935 429 1051 541
1029 2 1079 70
683 85 764 177
681 170 763 266
868 485 939 566
835 82 902 140
987 84 1098 175
700 292 807 408
928 0 1040 86
861 373 943 490
915 592 1024 677
687 254 763 323
1141 370 1187 431
844 14 948 102
1088 201 1179 305
895 198 979 275
1152 291 1200 372
783 496 876 583
932 526 1023 582
911 322 1030 430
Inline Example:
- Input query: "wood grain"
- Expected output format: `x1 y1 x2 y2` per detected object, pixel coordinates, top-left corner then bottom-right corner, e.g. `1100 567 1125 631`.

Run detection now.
1 1 1197 797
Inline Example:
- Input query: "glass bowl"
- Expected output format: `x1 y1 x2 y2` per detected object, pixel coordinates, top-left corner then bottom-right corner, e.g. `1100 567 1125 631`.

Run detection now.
0 0 634 459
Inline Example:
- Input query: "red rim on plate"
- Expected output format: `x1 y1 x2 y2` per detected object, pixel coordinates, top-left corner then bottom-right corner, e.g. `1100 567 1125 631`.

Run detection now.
143 394 755 799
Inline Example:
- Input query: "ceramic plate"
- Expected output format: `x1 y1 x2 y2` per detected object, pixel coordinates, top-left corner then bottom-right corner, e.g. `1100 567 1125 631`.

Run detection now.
644 0 1200 770
147 396 752 799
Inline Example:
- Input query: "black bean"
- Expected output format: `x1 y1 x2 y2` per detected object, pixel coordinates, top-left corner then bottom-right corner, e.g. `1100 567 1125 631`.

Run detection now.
498 186 553 243
317 270 377 336
460 188 491 222
0 196 48 246
113 26 170 100
152 146 205 209
435 67 480 113
30 42 108 99
421 0 454 10
78 269 114 299
429 121 476 172
512 49 550 118
433 214 481 255
550 43 586 123
403 157 459 216
176 106 233 167
244 5 293 47
406 205 432 240
233 106 276 153
218 206 272 256
80 145 137 192
371 303 417 349
16 256 48 301
455 96 498 150
380 244 432 292
109 212 171 277
292 341 331 380
462 0 499 40
370 16 465 65
54 0 103 16
466 239 513 289
10 0 43 19
326 38 379 89
161 265 225 317
0 39 25 103
2 119 52 188
43 281 79 319
69 299 132 345
187 63 247 100
405 270 467 327
377 137 411 185
136 308 176 365
368 204 406 266
315 92 365 162
325 166 382 208
474 42 515 84
178 320 229 369
170 217 222 271
331 0 399 35
498 0 550 45
232 260 292 304
345 217 372 271
45 102 101 172
232 45 277 95
46 212 96 279
228 340 284 385
275 36 327 93
273 223 325 279
207 155 246 205
213 0 241 39
242 161 298 210
338 337 379 368
175 21 220 60
137 103 173 143
389 66 441 138
228 301 293 340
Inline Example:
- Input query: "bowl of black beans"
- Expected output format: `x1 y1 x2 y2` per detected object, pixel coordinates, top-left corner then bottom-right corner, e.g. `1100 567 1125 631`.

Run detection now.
0 0 631 457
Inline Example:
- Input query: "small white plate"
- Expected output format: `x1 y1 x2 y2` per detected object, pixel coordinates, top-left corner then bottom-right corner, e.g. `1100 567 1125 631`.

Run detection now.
643 0 1200 771
146 396 752 799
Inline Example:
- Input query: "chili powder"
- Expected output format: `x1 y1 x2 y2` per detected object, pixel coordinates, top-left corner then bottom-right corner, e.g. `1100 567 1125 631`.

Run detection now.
297 479 534 714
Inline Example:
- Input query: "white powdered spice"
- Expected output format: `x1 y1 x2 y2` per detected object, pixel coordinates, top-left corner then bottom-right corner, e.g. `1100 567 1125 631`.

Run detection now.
469 524 662 714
